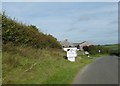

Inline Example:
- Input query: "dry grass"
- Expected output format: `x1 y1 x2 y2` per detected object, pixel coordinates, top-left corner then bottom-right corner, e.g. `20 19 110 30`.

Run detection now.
2 44 104 84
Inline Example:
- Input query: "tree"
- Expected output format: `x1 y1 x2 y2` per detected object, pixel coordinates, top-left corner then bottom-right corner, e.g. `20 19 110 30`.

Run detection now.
83 46 89 51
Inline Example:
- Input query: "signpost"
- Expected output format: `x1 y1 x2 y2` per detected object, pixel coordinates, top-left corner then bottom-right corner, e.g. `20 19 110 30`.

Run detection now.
67 49 77 62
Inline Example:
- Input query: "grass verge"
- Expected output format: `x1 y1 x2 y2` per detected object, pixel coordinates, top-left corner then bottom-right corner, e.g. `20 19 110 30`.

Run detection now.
2 45 107 84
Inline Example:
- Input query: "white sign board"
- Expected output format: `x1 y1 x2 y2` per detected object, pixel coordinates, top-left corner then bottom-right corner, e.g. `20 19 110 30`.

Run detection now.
67 49 77 62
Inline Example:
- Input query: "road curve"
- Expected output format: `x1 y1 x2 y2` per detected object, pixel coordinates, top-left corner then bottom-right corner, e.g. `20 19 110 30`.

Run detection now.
72 56 118 84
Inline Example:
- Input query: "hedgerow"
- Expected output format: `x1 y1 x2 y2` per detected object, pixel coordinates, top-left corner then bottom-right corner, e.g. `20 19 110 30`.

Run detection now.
2 12 61 49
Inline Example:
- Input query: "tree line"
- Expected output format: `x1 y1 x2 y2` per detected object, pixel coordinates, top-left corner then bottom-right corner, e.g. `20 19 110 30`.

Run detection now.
83 45 119 56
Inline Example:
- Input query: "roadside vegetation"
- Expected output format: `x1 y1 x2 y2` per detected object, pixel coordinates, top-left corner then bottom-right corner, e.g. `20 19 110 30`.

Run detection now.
88 44 119 56
2 12 63 84
103 44 120 56
2 12 118 84
2 12 61 49
3 44 102 84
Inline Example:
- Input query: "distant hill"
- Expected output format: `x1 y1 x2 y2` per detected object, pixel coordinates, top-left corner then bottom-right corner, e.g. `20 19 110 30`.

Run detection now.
2 12 61 49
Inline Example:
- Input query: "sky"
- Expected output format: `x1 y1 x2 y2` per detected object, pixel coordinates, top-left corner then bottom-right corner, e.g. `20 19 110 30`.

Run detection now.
2 2 118 45
1 0 119 2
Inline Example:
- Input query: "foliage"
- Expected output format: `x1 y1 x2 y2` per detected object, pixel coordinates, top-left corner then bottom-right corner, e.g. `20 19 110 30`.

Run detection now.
104 44 120 56
83 46 89 51
87 44 119 56
2 44 96 84
2 12 61 49
87 45 110 55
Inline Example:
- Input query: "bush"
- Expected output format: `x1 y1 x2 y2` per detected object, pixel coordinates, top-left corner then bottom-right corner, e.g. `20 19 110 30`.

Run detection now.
88 44 120 56
109 49 120 56
88 45 109 55
2 12 62 49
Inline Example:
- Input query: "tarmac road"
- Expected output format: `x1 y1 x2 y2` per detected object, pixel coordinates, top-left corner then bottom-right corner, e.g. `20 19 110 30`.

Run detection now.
72 56 118 84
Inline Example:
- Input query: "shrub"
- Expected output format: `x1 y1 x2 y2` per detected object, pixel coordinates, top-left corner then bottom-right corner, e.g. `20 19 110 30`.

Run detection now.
2 12 61 49
88 45 109 55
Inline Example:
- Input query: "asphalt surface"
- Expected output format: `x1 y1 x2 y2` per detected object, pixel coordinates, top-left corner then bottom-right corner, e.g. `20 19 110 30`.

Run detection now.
72 56 118 84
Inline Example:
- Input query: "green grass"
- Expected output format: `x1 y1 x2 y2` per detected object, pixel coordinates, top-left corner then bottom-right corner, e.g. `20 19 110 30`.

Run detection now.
103 44 119 51
102 44 119 56
0 50 2 85
2 45 107 84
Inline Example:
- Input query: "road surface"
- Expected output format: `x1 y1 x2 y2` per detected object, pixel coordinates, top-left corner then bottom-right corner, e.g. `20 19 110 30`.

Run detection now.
72 56 118 84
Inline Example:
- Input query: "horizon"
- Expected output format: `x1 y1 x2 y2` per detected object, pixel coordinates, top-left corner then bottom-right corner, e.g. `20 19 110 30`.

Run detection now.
2 2 118 45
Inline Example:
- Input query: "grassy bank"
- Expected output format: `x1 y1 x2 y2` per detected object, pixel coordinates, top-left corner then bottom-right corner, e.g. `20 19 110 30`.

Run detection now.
0 50 2 85
2 44 107 84
2 12 110 84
